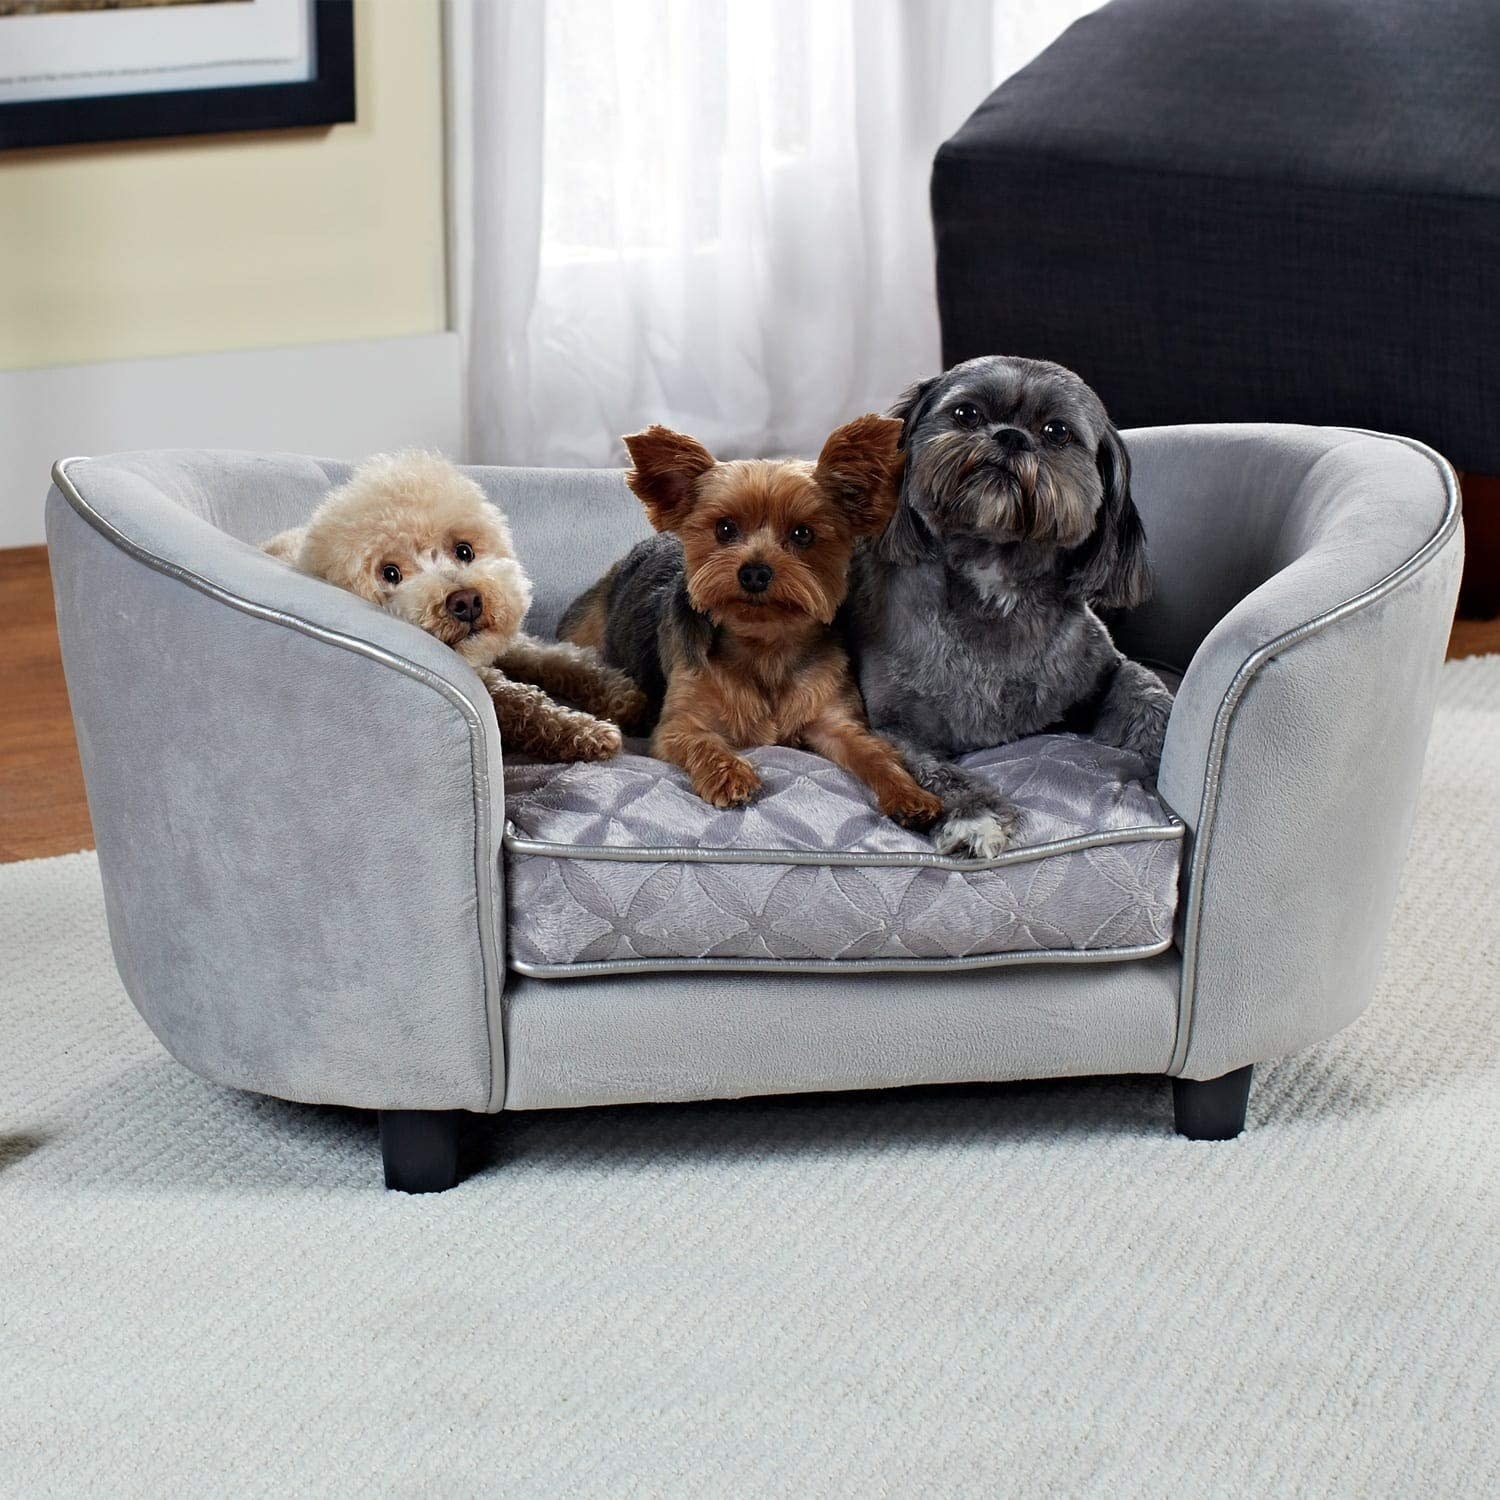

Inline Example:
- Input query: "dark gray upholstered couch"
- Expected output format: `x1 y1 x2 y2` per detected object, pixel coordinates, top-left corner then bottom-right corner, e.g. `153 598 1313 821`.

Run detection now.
933 0 1498 602
47 426 1461 1189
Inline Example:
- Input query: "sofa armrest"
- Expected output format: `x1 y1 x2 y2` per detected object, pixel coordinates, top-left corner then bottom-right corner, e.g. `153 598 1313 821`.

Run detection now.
1156 431 1461 1080
47 457 506 1113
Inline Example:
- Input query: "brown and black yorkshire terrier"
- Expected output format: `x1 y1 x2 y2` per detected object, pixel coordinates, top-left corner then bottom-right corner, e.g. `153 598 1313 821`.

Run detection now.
263 451 644 762
558 417 944 829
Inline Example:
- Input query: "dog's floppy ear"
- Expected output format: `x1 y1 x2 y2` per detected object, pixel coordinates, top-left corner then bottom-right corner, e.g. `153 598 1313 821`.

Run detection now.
261 527 308 566
876 375 942 565
889 375 941 450
813 414 903 537
1072 425 1152 608
622 425 716 532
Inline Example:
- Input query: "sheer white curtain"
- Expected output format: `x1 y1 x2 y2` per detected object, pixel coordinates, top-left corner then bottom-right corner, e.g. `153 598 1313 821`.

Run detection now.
447 1 1100 467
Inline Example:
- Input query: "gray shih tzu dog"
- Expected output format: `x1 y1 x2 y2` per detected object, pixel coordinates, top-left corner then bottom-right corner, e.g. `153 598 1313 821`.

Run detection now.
846 355 1174 859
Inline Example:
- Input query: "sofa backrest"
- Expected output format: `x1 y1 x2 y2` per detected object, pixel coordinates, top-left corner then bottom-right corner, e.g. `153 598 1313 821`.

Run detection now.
469 466 651 637
59 450 653 641
1111 423 1454 675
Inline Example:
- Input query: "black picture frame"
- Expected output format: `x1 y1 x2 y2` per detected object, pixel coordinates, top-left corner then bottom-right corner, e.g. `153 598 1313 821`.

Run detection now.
0 0 355 152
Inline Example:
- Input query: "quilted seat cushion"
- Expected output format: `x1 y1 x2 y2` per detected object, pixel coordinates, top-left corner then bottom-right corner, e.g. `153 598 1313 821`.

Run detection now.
502 735 1182 977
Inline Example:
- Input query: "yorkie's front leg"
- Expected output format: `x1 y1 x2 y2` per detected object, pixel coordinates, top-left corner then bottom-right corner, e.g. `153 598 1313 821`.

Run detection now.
801 708 944 831
498 635 647 730
479 668 621 762
653 705 761 809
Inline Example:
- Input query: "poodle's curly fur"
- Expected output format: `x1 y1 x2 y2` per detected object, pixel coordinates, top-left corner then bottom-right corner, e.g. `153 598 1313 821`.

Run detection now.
263 451 644 761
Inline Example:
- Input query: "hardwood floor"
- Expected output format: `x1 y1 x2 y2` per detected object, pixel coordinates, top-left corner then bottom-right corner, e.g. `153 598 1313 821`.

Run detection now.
1449 614 1500 660
2 542 1496 864
2 546 93 863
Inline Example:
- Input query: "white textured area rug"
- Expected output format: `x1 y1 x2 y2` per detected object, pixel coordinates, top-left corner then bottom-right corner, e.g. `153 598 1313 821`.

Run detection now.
2 661 1498 1498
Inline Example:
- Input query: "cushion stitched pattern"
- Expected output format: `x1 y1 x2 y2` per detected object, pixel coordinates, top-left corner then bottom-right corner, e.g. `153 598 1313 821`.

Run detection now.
502 735 1182 974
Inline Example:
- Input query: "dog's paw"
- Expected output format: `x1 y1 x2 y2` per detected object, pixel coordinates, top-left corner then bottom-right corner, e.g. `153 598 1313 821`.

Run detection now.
695 756 762 809
569 718 622 762
606 678 650 733
934 805 1021 859
882 787 945 832
1134 701 1171 771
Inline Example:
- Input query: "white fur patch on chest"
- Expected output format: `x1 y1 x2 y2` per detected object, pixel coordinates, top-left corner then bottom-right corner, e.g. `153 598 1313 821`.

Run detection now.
964 556 1021 616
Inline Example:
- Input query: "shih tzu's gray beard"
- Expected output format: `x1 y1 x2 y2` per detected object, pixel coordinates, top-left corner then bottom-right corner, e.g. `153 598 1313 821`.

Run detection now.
911 431 1094 546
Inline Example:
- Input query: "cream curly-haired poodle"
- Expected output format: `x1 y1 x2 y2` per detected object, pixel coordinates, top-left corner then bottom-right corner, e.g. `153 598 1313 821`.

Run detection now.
263 451 643 761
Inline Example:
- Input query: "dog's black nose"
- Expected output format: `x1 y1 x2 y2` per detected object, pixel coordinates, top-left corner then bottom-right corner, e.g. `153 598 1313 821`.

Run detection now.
738 563 773 594
992 426 1034 454
445 589 484 624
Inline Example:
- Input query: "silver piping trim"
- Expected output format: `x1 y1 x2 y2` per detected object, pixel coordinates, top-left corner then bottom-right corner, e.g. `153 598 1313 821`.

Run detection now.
51 457 510 1114
511 934 1175 981
1169 429 1463 1076
502 817 1183 869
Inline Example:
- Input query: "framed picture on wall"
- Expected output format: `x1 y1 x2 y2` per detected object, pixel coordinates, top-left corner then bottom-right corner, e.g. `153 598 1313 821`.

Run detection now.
0 0 354 151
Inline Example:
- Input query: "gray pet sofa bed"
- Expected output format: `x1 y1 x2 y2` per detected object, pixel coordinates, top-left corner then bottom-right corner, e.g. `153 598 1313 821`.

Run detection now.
46 425 1461 1191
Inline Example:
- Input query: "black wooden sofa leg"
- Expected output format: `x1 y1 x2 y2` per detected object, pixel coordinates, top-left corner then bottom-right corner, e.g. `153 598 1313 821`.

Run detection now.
1172 1065 1253 1140
379 1109 461 1193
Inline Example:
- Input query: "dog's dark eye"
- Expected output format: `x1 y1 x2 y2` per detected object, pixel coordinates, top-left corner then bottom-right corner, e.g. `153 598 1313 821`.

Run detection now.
788 525 815 548
380 564 402 585
1042 420 1072 445
454 541 475 563
715 518 739 544
951 402 982 429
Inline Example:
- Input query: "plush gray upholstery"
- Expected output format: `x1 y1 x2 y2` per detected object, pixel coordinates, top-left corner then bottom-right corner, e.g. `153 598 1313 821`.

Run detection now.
501 951 1185 1110
46 468 506 1112
1120 428 1462 1078
504 738 1181 973
45 425 1460 1114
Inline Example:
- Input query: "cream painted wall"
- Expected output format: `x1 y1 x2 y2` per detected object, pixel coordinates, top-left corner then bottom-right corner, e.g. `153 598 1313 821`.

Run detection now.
0 0 447 372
